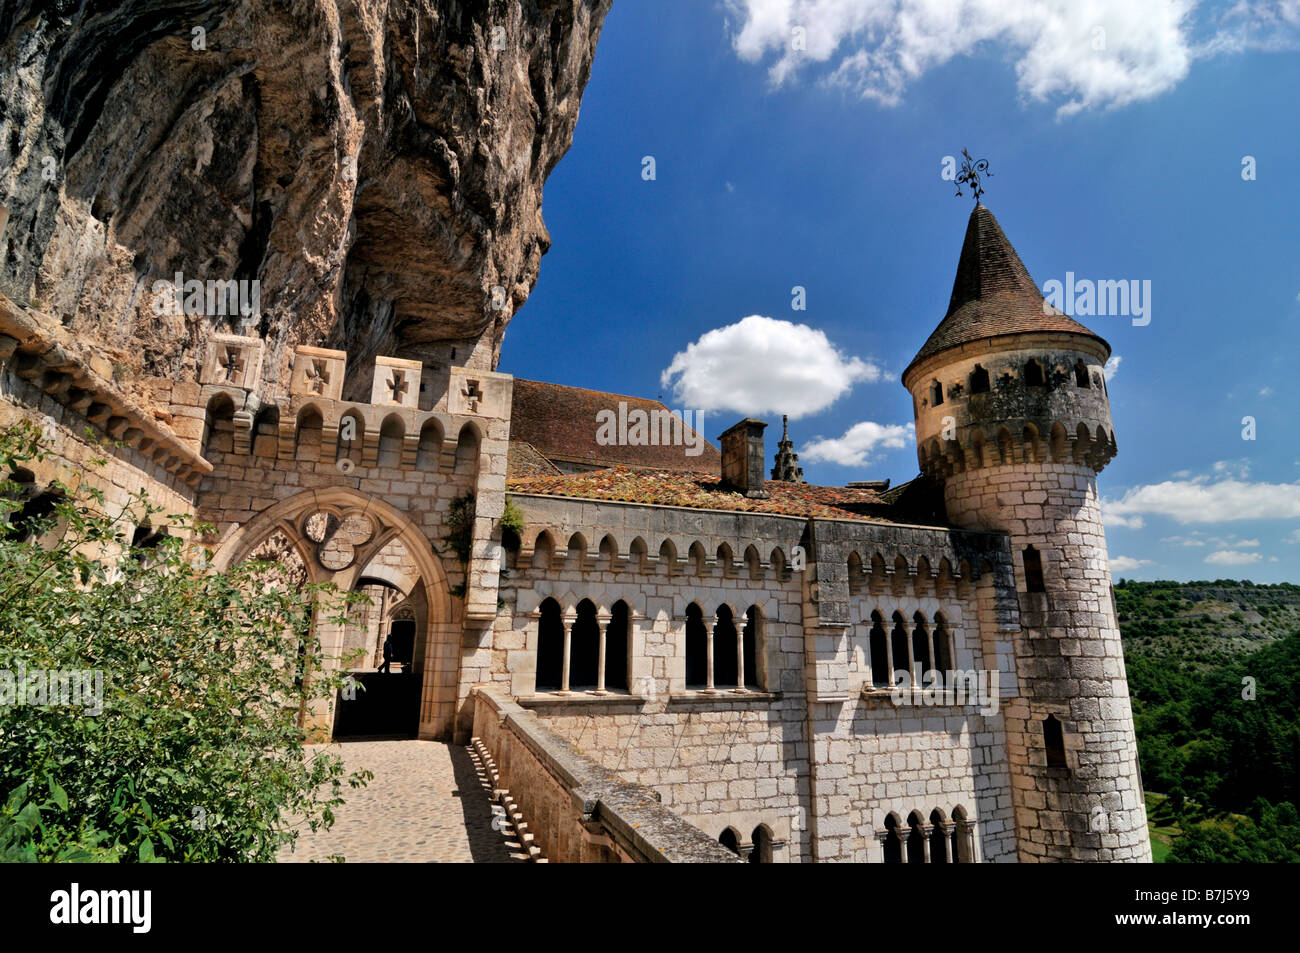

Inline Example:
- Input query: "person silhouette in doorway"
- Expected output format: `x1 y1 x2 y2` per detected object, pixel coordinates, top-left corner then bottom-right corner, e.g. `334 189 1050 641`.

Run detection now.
377 634 394 675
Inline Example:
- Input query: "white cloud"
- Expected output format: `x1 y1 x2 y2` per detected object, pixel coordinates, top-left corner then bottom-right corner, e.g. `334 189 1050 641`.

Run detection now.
1110 555 1153 574
1104 476 1300 524
1285 528 1300 543
1161 535 1207 547
802 421 913 466
660 315 883 418
1212 458 1253 479
1259 386 1274 397
1102 505 1145 530
729 2 1300 116
726 0 1235 116
1103 355 1122 381
1205 549 1264 565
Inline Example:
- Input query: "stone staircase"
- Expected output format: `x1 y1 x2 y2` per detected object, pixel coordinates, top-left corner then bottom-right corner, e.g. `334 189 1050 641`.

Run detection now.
469 737 546 863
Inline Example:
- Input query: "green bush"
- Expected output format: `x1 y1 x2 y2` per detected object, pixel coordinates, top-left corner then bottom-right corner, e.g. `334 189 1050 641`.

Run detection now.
0 421 367 862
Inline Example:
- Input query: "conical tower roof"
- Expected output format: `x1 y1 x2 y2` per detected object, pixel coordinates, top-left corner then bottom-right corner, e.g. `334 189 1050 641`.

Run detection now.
905 204 1108 377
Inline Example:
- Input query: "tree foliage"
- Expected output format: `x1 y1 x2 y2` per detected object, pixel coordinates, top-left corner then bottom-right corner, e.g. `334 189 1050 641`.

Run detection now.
0 421 367 861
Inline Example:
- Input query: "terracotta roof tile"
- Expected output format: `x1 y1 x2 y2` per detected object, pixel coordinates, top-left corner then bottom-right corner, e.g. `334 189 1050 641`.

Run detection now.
507 440 562 479
907 204 1108 374
508 466 946 525
509 378 722 473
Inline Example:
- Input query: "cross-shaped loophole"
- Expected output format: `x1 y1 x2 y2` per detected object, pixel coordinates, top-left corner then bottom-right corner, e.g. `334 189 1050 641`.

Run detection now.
388 370 408 403
305 359 330 394
221 347 243 381
462 378 482 412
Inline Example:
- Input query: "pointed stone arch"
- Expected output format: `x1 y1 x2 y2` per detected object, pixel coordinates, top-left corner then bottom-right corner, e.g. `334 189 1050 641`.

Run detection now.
210 487 456 740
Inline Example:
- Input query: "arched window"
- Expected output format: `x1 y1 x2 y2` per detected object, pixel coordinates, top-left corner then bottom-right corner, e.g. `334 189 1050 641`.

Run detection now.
749 825 773 863
743 606 761 689
377 415 404 467
912 611 932 681
1075 359 1091 388
906 811 927 864
685 603 708 689
535 598 564 692
454 423 480 476
930 380 944 406
130 524 167 565
295 406 323 461
951 807 972 863
202 392 236 459
1024 358 1044 387
1023 544 1046 593
883 815 903 863
932 613 953 681
890 611 911 687
929 809 949 863
606 600 630 692
5 490 64 543
531 532 554 571
713 605 739 688
969 364 990 394
416 420 442 471
569 599 600 690
869 611 890 688
336 411 364 469
1044 714 1067 768
719 828 741 858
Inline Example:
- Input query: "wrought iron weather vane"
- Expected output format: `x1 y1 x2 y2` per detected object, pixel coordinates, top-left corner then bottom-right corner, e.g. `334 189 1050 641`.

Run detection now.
954 148 991 203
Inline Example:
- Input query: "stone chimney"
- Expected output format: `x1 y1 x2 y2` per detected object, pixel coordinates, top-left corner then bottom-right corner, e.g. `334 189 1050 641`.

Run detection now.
719 418 768 498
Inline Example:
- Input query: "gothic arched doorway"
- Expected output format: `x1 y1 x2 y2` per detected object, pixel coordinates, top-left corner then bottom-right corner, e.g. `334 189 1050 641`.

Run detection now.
212 488 456 741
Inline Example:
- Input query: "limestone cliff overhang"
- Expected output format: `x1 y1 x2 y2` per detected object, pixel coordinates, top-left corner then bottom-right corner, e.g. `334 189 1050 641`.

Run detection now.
0 293 212 487
904 203 1110 385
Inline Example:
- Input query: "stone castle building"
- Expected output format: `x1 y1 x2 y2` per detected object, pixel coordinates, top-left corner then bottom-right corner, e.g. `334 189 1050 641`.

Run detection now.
0 201 1152 863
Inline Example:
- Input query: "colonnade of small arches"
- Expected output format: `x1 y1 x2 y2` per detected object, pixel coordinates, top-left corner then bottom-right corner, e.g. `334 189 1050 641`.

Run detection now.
918 419 1117 479
718 823 779 862
858 609 955 690
200 390 482 477
924 355 1104 408
518 529 796 582
880 807 973 863
845 550 985 600
531 596 767 694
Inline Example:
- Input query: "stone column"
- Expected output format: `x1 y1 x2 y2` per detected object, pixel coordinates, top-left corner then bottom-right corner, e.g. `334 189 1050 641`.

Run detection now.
734 616 746 693
559 610 575 695
705 614 717 693
595 611 611 695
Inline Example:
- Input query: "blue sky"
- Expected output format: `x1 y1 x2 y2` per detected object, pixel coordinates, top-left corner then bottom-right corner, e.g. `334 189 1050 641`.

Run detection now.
497 0 1300 583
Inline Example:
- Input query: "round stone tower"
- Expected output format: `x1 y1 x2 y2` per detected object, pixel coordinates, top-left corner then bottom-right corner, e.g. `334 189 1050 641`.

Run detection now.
902 204 1151 862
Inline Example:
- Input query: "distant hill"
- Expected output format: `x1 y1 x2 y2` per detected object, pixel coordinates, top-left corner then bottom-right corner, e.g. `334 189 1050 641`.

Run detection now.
1116 578 1300 669
1116 579 1300 862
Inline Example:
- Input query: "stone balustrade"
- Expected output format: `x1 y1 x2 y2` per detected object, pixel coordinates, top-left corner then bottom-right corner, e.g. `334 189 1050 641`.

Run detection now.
471 685 741 863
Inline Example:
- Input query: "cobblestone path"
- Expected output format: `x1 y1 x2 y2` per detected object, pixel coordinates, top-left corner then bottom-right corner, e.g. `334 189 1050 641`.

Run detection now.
277 740 519 863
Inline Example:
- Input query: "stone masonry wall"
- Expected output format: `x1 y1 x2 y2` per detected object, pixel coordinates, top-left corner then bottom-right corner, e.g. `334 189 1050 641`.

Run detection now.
946 463 1151 861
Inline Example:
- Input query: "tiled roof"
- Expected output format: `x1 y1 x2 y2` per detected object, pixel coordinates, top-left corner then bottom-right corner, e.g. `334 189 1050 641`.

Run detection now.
508 466 946 525
507 440 562 479
907 204 1108 374
509 378 722 473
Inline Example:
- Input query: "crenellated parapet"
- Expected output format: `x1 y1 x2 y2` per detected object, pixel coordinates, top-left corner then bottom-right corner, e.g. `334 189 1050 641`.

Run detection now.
903 332 1117 480
188 338 512 624
186 337 511 479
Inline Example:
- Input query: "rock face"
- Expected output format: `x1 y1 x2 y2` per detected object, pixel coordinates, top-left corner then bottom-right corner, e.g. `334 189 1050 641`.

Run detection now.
0 0 610 403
